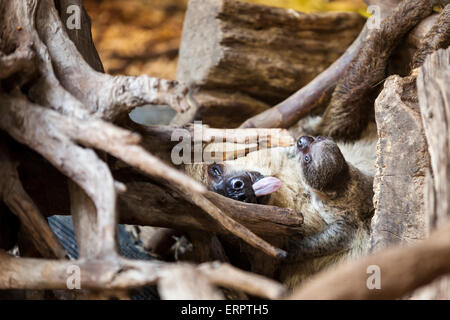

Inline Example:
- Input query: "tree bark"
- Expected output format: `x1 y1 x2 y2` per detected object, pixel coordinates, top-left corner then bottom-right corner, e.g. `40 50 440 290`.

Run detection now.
415 47 450 299
371 74 429 251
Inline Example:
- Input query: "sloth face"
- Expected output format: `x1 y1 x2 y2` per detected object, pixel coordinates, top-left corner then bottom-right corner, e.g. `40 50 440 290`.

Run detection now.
207 164 281 204
296 136 347 191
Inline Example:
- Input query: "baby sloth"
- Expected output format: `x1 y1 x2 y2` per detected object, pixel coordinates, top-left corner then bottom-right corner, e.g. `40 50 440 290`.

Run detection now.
206 163 281 204
280 135 374 287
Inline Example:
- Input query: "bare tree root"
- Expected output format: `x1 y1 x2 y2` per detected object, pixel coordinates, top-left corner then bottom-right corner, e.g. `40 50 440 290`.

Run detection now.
35 0 192 120
0 43 35 81
121 118 294 163
0 89 288 258
0 92 120 257
0 250 285 299
0 0 299 298
54 0 104 73
199 262 287 299
0 141 67 259
158 264 225 299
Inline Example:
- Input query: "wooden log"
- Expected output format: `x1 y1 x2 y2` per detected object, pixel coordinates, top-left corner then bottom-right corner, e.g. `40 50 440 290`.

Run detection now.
371 74 430 251
414 48 450 299
418 48 450 235
175 0 365 127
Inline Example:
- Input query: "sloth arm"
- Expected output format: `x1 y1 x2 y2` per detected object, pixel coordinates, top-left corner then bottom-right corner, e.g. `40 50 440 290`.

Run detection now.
286 213 357 262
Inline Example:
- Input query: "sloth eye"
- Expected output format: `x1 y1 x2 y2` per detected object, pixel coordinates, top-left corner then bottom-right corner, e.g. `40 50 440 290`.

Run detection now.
303 155 311 164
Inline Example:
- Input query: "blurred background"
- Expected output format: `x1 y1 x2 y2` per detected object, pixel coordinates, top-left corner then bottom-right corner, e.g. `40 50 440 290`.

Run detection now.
84 0 367 80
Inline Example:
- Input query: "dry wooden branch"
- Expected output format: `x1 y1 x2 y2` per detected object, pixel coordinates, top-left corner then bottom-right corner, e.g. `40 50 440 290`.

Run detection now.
189 192 286 259
158 265 225 300
0 43 35 80
145 124 295 147
36 0 193 120
0 0 287 261
372 34 449 252
2 89 289 259
198 262 287 299
118 177 300 259
0 92 122 257
0 141 66 259
287 221 450 300
116 178 304 238
55 0 104 73
121 118 294 162
0 250 286 299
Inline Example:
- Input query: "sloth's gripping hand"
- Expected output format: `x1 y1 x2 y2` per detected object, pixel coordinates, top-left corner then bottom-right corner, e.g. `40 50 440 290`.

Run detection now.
285 214 358 262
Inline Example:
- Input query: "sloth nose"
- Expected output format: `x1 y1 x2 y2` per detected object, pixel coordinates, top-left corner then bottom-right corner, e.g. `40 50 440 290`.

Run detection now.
297 136 314 152
230 177 245 191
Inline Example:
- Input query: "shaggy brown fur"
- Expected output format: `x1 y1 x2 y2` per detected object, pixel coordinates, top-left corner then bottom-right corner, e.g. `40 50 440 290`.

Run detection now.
317 0 435 141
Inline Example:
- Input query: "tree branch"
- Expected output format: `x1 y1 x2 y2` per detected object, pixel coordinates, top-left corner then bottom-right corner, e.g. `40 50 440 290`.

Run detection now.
288 221 450 299
0 250 286 299
0 141 66 259
36 0 193 119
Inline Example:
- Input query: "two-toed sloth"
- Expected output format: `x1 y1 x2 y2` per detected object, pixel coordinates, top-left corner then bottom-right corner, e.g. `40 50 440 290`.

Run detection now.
184 120 376 288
